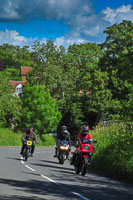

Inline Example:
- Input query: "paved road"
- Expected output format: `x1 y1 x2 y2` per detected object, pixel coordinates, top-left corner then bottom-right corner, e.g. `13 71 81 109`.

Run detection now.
0 147 133 200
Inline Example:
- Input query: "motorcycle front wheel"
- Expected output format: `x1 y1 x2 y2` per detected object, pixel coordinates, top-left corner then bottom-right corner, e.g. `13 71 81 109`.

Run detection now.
59 151 64 164
24 149 30 161
81 157 88 176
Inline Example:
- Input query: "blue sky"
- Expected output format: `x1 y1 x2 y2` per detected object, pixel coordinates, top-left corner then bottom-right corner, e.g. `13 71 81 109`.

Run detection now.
0 0 132 49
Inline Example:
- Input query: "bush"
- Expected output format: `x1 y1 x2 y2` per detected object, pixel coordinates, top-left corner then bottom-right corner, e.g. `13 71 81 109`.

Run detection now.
91 122 133 183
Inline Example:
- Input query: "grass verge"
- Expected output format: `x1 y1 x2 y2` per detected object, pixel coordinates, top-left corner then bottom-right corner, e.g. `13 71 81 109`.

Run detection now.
0 128 56 146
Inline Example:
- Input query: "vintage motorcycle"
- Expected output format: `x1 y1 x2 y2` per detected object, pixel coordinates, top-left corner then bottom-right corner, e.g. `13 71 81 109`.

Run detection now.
22 140 33 161
57 140 71 164
73 138 97 176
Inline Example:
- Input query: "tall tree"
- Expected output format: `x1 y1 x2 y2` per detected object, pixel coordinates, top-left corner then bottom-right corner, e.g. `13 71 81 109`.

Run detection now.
0 72 22 128
68 42 111 127
0 44 33 70
22 83 61 134
100 20 133 119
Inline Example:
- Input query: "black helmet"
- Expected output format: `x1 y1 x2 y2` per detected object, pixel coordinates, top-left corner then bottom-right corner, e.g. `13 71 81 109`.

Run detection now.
61 126 67 131
82 125 89 136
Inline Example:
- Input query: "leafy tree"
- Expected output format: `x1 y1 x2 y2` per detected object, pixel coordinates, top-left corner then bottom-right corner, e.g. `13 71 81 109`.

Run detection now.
0 72 22 128
0 44 33 71
22 83 61 134
29 40 112 133
100 20 133 119
30 40 86 133
4 68 22 81
30 39 66 96
67 42 111 127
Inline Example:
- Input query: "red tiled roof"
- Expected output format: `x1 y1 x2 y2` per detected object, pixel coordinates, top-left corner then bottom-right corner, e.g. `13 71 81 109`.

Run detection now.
21 67 32 75
10 80 26 87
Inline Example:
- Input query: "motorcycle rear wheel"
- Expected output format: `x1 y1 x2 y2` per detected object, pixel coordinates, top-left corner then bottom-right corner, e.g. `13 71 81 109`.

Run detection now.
75 156 81 174
75 165 81 174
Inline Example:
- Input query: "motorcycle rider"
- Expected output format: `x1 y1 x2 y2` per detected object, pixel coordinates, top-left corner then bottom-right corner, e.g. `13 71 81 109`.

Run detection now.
54 125 71 158
70 125 92 165
20 125 38 157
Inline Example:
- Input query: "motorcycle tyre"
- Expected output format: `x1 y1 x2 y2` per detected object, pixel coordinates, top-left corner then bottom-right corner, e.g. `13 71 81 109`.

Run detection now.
59 151 64 164
81 157 88 176
75 165 81 174
75 156 81 174
25 149 30 161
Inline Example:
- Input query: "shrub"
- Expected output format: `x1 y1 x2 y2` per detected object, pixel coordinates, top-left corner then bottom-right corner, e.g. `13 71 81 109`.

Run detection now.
91 122 133 183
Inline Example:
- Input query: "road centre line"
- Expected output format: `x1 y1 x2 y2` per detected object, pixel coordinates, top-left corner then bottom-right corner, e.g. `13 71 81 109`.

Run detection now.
25 165 36 172
71 192 91 200
41 174 60 185
21 161 91 200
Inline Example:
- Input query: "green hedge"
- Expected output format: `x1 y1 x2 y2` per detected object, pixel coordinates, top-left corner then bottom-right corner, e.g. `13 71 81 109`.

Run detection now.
91 122 133 183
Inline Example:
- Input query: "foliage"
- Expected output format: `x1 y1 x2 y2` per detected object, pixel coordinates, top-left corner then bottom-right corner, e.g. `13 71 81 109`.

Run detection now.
100 20 133 119
67 42 112 128
0 43 33 71
22 83 61 134
29 40 113 133
0 72 22 128
37 134 55 146
91 122 133 183
4 68 22 81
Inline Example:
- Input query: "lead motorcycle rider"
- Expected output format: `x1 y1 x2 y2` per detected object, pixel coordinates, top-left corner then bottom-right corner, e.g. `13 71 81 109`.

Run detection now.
70 125 94 165
20 125 38 157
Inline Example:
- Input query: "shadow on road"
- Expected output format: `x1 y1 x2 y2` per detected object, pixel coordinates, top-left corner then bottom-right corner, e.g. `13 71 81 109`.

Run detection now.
0 175 133 200
5 157 22 161
31 159 74 172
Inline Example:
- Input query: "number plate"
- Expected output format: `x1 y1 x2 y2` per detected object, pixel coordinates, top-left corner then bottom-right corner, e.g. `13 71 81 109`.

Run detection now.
84 146 89 150
27 141 32 145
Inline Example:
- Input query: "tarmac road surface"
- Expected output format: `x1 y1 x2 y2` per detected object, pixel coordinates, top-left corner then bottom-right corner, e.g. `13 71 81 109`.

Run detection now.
0 147 133 200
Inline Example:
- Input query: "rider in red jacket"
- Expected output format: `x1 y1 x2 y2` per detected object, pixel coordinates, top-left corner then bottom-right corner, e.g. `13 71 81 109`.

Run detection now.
70 125 92 165
77 125 92 140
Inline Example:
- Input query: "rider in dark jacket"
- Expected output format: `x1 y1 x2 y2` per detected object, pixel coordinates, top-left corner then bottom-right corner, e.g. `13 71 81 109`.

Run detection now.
54 125 71 157
20 125 38 157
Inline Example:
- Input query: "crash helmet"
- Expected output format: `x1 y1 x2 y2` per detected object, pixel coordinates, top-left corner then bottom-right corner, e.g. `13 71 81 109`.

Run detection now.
61 125 67 132
28 125 33 134
82 125 89 137
61 126 69 137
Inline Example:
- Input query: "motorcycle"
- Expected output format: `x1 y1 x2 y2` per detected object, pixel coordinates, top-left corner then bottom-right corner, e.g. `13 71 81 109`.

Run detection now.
73 138 97 176
22 140 33 161
57 140 71 164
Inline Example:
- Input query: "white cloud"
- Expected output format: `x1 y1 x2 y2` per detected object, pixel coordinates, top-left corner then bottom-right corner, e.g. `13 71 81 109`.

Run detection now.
102 4 133 24
0 29 37 46
0 1 132 48
55 35 88 49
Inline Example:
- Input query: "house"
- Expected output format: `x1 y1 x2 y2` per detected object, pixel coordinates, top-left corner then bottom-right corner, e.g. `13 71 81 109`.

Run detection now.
10 66 32 96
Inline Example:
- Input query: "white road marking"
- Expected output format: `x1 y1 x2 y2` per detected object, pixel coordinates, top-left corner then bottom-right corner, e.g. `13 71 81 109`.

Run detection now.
20 157 91 200
41 174 60 185
71 192 91 200
21 160 25 164
25 165 36 172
